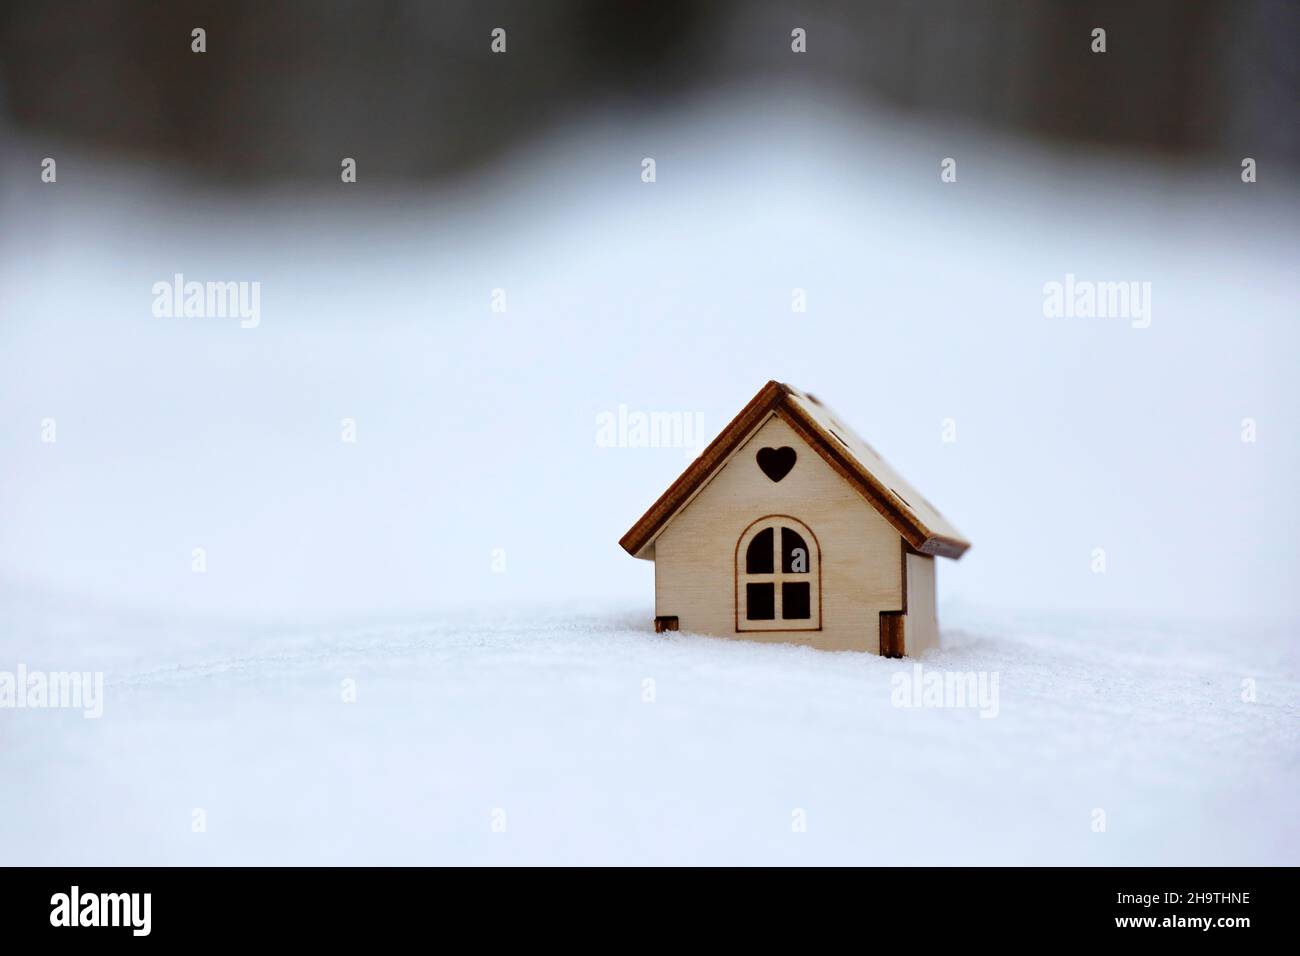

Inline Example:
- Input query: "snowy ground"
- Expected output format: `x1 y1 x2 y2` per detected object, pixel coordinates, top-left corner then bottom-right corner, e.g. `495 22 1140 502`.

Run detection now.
2 585 1296 866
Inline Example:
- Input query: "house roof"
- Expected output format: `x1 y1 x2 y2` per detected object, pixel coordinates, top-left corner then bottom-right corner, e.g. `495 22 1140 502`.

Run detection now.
619 381 971 560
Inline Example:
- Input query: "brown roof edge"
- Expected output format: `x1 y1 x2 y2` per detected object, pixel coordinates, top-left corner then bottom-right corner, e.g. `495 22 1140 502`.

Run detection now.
920 536 969 559
773 404 929 553
619 380 970 560
773 403 970 560
619 381 790 557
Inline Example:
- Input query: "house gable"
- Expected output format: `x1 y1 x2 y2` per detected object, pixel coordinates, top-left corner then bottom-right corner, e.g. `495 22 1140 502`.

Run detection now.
621 381 970 560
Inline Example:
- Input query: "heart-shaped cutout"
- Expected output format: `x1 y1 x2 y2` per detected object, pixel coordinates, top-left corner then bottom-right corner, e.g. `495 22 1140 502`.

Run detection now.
757 446 796 482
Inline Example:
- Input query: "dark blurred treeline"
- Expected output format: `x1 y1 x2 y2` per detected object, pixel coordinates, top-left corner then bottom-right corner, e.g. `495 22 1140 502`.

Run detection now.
1 0 1295 180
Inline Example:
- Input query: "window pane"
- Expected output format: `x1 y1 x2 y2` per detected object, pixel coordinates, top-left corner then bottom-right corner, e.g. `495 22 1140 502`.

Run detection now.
782 582 811 619
746 528 774 573
746 582 775 620
781 527 809 573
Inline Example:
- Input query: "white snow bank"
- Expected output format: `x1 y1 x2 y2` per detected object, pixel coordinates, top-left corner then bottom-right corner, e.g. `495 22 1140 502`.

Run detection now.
2 592 1295 865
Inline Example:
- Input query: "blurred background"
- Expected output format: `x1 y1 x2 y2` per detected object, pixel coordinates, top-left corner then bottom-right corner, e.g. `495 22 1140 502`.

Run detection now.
1 0 1298 625
4 0 1298 176
2 1 1299 871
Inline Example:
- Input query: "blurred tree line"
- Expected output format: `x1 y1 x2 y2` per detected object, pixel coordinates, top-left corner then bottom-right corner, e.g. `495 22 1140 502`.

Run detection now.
1 0 1294 180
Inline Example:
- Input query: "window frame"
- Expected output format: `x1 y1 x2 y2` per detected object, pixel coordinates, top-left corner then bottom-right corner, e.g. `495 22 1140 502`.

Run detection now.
734 515 822 632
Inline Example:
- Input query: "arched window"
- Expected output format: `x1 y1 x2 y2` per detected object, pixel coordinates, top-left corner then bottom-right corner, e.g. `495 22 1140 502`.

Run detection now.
735 516 820 631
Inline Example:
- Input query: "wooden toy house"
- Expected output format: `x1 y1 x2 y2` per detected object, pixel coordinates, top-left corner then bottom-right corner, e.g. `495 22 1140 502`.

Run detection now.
619 381 970 656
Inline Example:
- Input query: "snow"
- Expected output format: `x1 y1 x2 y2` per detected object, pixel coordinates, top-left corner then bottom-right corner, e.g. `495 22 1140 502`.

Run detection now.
1 86 1298 864
2 586 1297 865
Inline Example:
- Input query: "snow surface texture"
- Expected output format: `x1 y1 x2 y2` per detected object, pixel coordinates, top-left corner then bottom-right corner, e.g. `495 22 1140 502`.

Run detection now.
2 87 1298 864
2 590 1297 865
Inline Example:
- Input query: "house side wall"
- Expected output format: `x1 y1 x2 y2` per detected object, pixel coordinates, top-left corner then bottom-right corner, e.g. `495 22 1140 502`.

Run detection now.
653 415 903 653
903 552 939 656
